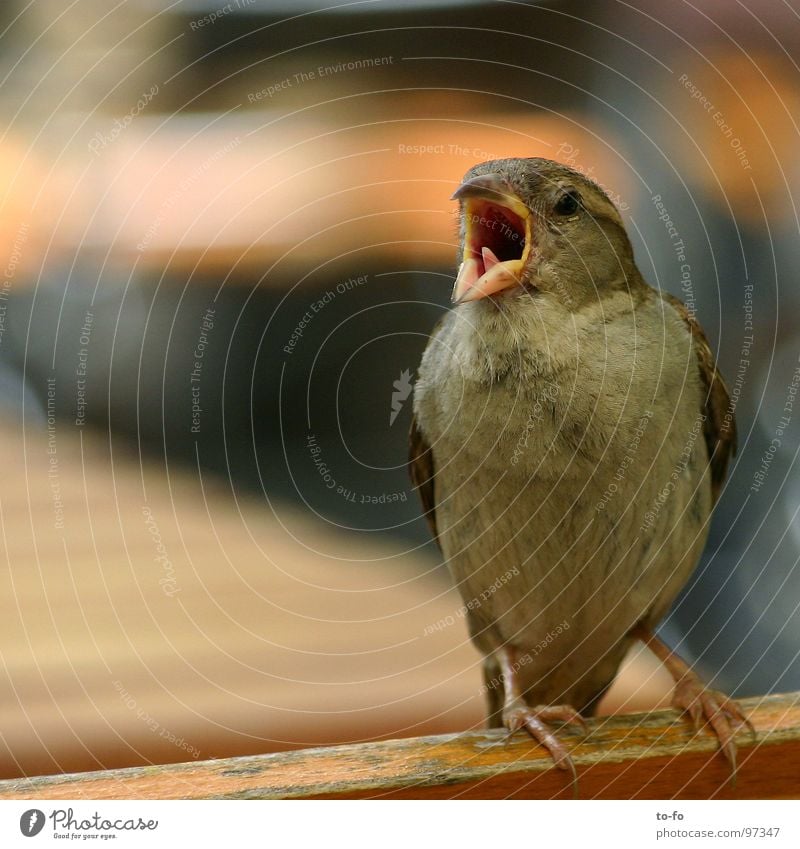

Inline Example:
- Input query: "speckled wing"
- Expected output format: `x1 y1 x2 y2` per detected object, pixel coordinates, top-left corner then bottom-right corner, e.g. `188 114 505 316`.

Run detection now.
660 291 737 504
408 412 439 545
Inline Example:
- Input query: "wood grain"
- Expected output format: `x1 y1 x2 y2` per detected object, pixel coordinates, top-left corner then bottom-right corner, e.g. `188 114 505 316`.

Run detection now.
1 693 798 800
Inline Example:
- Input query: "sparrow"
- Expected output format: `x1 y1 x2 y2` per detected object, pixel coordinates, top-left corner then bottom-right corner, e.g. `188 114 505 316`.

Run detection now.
409 157 751 787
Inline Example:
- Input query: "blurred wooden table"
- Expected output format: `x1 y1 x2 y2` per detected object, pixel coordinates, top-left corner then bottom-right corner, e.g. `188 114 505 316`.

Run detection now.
0 416 672 780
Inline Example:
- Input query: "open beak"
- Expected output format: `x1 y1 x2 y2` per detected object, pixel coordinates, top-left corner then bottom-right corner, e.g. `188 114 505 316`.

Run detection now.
450 173 533 304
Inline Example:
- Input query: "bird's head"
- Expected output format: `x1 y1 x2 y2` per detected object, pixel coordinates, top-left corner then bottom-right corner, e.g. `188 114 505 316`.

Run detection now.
451 157 640 309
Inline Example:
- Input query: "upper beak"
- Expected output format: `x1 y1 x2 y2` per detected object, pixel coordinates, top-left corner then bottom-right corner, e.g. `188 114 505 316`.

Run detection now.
451 173 525 209
450 174 533 304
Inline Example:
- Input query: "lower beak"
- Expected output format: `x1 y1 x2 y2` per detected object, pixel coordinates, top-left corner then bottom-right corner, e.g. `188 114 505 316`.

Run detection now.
450 174 532 304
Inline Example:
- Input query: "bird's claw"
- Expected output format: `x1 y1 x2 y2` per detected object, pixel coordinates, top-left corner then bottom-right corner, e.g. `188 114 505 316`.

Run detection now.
503 703 584 797
534 704 590 736
672 676 754 783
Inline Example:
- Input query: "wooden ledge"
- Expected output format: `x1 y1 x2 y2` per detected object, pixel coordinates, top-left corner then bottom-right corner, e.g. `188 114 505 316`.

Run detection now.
1 693 798 800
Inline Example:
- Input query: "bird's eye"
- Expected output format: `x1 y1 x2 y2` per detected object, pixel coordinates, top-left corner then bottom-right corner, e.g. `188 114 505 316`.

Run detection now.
554 189 581 217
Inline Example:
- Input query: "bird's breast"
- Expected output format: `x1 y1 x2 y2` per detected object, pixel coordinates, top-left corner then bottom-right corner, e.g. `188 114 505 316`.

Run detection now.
412 301 712 706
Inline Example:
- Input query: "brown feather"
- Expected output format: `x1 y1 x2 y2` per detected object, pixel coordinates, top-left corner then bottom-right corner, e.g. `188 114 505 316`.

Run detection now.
659 291 737 504
408 412 439 545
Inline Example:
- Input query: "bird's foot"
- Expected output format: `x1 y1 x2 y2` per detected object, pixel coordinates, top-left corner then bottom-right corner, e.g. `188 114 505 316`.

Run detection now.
503 701 587 791
633 625 756 784
672 673 755 778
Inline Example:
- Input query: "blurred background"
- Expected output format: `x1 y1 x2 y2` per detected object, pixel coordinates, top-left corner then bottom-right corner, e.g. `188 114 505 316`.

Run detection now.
1 0 799 779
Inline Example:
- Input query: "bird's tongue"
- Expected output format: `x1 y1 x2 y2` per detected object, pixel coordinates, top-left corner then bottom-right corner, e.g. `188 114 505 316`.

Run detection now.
481 246 499 272
452 247 521 304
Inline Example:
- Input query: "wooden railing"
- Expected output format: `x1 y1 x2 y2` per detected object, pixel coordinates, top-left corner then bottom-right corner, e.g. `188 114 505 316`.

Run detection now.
0 693 797 800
